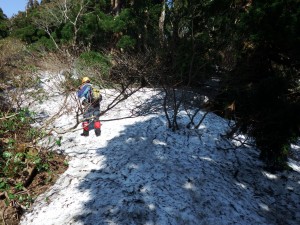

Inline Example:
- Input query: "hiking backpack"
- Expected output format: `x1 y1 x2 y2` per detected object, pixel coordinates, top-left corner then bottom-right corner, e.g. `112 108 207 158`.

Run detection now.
90 85 102 102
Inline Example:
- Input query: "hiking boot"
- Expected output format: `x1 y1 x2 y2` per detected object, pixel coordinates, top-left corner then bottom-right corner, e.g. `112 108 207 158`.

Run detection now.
95 129 101 137
81 130 89 136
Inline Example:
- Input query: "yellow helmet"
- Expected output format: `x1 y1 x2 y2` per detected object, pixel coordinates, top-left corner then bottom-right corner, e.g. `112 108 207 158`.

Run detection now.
82 77 90 84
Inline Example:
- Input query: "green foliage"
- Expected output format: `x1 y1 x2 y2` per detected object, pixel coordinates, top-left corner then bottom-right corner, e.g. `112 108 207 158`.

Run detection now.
97 14 112 32
116 35 136 50
240 0 300 50
78 13 98 45
97 10 129 33
0 8 8 38
0 108 68 210
10 11 44 44
13 25 36 42
0 8 7 20
30 36 57 52
0 178 9 191
76 51 111 79
215 0 300 170
60 23 74 43
63 160 69 166
40 0 51 4
4 0 163 51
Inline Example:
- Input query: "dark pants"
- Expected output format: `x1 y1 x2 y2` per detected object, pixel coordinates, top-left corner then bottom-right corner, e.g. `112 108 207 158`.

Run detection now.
83 105 100 122
82 104 101 135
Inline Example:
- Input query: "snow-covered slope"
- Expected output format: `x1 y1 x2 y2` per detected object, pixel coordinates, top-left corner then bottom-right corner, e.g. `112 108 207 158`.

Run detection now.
20 72 300 225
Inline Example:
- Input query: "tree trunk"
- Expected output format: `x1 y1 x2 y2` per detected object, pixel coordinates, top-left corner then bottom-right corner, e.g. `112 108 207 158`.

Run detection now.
159 0 166 48
111 0 122 15
33 0 39 8
143 9 149 51
27 0 34 9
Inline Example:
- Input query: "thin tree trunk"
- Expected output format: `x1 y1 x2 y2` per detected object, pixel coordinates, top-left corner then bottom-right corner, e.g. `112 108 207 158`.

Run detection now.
143 9 149 51
159 0 166 48
112 0 122 15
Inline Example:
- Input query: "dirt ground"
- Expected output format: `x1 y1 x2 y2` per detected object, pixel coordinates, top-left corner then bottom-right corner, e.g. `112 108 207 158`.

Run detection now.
0 152 68 225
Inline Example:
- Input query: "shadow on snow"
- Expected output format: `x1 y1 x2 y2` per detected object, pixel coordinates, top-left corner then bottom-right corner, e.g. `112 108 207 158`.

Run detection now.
72 92 300 225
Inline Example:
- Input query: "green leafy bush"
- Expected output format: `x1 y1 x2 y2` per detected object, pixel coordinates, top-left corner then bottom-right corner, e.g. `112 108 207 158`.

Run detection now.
0 108 67 211
214 0 300 170
116 35 136 51
75 51 111 80
29 36 57 52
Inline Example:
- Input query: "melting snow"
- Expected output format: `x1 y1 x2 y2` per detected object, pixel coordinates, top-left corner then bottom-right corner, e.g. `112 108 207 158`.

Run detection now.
19 72 300 225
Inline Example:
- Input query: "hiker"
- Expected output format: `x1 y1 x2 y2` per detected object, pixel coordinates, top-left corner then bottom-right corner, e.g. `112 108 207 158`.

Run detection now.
77 76 102 137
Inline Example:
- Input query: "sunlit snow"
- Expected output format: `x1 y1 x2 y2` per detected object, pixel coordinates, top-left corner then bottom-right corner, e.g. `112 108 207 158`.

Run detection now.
20 72 300 225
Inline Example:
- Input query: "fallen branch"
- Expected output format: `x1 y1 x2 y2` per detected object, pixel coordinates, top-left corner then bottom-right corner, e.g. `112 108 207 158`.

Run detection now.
195 111 210 129
1 205 8 225
23 166 38 188
0 112 20 120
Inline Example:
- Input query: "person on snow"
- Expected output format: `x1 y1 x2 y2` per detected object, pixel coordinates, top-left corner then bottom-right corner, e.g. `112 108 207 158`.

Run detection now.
77 76 101 137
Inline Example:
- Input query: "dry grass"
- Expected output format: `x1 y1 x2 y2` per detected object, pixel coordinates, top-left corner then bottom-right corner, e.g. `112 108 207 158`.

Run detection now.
0 39 71 225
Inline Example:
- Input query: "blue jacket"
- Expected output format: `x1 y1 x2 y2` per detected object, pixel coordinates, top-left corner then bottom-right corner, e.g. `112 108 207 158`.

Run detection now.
77 83 92 103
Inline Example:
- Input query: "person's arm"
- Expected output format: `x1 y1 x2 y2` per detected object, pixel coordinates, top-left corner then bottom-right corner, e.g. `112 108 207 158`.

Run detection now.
77 84 90 98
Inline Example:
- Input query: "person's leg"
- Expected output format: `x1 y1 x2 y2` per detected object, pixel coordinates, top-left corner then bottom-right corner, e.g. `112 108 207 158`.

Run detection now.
81 120 89 136
94 120 101 136
93 106 101 136
81 107 92 136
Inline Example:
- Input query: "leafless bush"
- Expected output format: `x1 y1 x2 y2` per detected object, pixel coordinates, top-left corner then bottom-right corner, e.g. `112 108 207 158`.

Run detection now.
41 50 163 135
157 55 212 131
162 86 211 131
105 51 212 131
0 38 25 75
108 51 160 86
71 50 161 113
0 38 37 112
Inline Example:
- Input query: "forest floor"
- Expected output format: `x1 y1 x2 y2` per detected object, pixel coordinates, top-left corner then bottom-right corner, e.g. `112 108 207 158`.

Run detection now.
0 152 68 225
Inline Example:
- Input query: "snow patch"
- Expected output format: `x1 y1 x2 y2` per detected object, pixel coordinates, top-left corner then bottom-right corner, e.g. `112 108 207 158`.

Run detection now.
19 73 300 225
